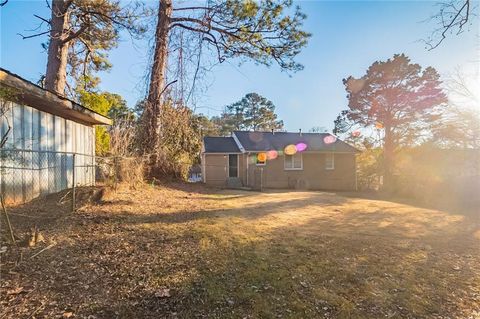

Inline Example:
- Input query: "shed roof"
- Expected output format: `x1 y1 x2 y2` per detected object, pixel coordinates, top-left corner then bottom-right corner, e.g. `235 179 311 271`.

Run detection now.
0 68 111 126
233 131 359 153
203 136 241 153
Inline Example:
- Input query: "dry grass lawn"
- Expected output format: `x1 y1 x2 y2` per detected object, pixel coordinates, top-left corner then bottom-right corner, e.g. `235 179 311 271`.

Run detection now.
1 183 479 318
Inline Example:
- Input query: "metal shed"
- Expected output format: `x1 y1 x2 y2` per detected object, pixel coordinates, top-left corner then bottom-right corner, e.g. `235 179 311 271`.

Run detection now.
0 68 111 204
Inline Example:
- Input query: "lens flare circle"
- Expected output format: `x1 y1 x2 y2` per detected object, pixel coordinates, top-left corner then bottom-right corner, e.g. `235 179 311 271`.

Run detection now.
284 144 297 155
257 152 267 162
295 142 307 152
267 150 278 160
351 131 361 137
248 131 263 142
323 135 337 145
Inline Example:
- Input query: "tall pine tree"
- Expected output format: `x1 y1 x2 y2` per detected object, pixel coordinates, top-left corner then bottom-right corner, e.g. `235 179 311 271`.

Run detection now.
143 0 309 157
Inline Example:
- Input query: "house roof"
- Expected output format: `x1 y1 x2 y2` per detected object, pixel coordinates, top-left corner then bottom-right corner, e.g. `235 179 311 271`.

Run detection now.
203 136 241 153
232 131 359 153
0 68 111 126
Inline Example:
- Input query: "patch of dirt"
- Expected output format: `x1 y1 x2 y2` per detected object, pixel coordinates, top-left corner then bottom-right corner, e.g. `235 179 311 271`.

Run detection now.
1 183 479 318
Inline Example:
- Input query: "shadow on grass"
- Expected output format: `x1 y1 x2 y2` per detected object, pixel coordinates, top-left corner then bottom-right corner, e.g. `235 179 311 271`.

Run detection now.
94 193 350 226
1 187 479 318
339 190 480 219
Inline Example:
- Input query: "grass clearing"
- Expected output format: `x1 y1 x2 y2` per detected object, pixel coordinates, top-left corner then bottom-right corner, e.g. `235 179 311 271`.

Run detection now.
1 183 479 318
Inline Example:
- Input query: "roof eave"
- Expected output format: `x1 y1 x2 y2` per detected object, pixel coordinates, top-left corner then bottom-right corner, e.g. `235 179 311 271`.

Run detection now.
0 69 111 126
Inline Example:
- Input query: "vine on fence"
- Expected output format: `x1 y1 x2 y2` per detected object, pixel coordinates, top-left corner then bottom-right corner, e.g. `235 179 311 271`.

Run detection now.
0 84 18 148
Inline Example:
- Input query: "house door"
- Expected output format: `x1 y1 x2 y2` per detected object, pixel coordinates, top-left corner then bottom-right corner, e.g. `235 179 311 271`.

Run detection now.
228 154 238 177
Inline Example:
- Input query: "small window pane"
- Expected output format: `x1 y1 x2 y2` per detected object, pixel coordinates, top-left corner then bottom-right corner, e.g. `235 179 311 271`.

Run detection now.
325 153 334 170
293 154 302 168
284 155 293 169
285 154 302 170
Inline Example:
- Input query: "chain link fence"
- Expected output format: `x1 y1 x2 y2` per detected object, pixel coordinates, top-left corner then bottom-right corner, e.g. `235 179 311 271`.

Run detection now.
0 149 194 207
0 149 95 205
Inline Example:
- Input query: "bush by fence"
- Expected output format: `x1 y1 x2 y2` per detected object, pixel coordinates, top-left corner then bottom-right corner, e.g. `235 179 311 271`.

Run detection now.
0 149 148 205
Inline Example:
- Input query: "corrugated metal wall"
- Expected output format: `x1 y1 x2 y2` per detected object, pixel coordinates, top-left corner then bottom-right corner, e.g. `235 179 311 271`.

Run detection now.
0 100 96 204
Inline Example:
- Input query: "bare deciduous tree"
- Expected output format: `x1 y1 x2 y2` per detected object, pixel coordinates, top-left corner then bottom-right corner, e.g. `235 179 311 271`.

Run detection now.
431 67 480 149
424 0 477 50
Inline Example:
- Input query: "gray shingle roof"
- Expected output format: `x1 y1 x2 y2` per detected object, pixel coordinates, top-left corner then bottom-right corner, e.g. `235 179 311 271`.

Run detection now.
232 131 358 153
203 136 241 153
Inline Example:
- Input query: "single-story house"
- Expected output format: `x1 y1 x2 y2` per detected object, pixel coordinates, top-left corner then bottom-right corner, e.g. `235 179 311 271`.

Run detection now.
0 68 111 204
201 130 359 190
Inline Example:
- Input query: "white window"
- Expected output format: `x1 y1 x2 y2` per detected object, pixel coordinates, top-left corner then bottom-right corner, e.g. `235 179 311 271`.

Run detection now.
325 153 335 170
284 153 303 170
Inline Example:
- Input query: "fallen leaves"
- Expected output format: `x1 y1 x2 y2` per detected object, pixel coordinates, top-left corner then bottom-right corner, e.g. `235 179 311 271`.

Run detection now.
0 183 478 318
6 287 24 295
154 288 171 298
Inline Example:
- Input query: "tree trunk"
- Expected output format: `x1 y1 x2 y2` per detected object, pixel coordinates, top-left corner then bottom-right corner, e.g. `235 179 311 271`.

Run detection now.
142 0 172 154
44 0 70 95
383 124 395 191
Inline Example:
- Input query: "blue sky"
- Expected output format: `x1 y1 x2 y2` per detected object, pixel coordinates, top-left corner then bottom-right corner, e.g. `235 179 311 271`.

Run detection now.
1 1 479 131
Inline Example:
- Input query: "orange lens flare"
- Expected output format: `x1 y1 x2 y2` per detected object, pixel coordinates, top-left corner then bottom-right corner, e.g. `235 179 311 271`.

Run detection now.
284 144 297 155
257 152 267 162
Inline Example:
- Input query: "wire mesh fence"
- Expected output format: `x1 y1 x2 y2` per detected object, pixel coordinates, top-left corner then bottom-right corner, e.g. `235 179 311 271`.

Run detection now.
0 149 196 207
0 149 95 205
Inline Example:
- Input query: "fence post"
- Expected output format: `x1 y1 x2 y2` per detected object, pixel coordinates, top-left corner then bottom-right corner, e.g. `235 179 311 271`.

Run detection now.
72 153 76 213
1 194 16 245
114 156 118 190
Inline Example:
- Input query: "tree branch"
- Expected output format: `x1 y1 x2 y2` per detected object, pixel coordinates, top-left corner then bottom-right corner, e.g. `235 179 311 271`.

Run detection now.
62 24 88 43
156 80 178 101
34 14 50 25
172 6 211 11
17 30 50 39
427 0 471 50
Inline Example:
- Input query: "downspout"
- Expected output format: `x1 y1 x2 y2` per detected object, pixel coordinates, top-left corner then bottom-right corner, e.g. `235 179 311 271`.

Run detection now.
202 153 206 183
246 152 249 187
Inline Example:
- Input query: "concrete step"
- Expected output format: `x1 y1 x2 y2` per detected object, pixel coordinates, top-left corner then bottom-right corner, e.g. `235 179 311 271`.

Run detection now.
227 177 243 189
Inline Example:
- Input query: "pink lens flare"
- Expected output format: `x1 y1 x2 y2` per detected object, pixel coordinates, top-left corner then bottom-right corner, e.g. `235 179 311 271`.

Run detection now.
323 135 337 145
351 131 361 137
295 142 308 152
267 150 278 160
248 131 263 143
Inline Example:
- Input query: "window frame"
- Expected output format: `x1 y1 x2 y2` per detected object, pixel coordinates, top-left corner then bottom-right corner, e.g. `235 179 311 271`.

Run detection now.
325 153 335 170
284 153 303 170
